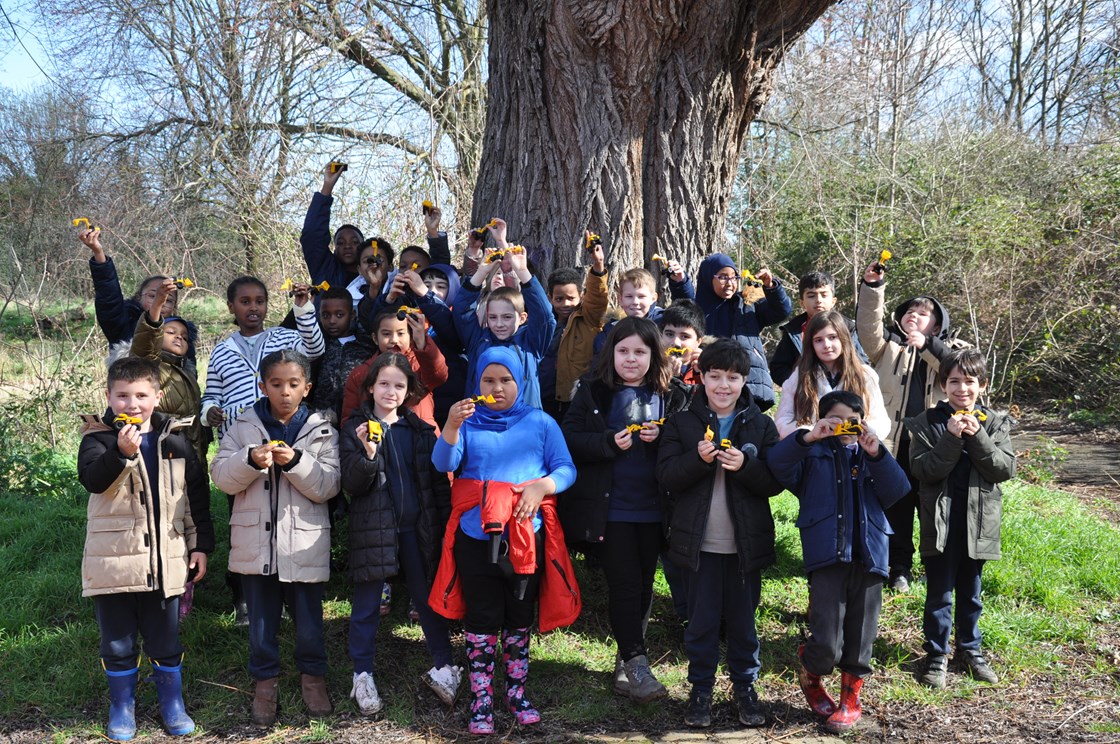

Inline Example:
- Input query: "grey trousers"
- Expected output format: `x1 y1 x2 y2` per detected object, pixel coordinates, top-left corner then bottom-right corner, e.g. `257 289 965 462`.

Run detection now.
802 561 883 678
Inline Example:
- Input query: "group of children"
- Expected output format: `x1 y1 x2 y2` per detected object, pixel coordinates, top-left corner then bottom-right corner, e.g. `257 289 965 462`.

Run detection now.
74 162 1015 740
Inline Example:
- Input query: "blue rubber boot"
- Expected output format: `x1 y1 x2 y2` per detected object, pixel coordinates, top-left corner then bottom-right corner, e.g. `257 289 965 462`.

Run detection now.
150 660 196 736
104 666 138 742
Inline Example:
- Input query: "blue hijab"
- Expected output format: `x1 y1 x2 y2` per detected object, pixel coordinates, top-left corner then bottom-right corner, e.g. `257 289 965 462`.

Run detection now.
695 253 741 338
470 346 532 432
426 264 461 308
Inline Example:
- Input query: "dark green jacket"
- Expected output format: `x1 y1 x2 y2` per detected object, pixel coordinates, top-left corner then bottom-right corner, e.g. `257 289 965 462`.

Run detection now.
132 314 210 462
904 403 1015 561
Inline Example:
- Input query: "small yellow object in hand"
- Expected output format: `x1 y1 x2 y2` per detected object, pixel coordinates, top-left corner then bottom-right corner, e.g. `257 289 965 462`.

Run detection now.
268 440 287 447
584 233 602 251
834 419 864 436
367 421 383 444
874 249 893 274
626 423 643 433
113 413 142 429
667 346 688 358
171 277 194 289
740 270 763 288
72 217 97 231
471 394 496 405
422 199 434 215
720 438 733 450
705 426 715 442
328 162 347 174
954 409 987 421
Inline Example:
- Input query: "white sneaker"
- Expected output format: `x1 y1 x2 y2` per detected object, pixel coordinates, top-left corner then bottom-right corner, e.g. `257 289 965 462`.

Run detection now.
423 664 462 706
350 671 383 715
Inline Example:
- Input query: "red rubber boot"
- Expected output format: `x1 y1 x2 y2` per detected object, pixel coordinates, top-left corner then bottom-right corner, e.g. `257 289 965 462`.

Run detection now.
824 672 863 733
798 644 836 718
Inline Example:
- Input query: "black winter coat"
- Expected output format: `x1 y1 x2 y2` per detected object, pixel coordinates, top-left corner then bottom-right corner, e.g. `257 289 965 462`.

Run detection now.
559 376 691 546
340 405 452 583
89 255 199 373
656 388 784 575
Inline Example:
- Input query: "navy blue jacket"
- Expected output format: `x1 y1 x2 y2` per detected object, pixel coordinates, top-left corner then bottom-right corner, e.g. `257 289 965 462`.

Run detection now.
695 254 791 411
89 256 199 373
768 431 909 578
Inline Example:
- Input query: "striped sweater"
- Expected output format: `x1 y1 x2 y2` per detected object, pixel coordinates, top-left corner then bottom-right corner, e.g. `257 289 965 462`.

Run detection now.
201 304 325 441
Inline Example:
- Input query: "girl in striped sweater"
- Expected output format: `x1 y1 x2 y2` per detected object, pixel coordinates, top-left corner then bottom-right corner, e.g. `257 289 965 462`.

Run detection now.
202 276 326 442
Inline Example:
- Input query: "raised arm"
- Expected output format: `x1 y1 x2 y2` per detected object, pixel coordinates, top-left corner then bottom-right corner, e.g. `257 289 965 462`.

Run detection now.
856 266 891 365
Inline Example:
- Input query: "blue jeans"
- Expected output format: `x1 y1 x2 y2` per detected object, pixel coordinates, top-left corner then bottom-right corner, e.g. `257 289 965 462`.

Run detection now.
241 574 327 680
349 530 454 674
660 550 690 622
685 552 761 691
94 592 181 671
922 538 984 655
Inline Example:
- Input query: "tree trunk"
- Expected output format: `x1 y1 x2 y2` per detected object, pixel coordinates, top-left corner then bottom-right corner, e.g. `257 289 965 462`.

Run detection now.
473 0 836 278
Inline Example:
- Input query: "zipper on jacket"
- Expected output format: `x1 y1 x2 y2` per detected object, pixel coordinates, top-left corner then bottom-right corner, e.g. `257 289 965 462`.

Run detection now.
441 565 459 604
835 447 846 561
551 558 577 598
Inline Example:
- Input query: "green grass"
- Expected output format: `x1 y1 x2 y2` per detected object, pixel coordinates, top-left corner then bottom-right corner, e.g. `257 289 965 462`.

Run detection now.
2 428 1119 740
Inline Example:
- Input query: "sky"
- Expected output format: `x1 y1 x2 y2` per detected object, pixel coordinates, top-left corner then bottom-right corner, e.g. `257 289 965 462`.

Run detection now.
0 2 50 92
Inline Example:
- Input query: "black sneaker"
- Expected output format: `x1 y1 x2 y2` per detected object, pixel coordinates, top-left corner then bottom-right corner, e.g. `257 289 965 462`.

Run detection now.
683 687 712 728
734 683 766 727
957 649 999 684
919 653 948 688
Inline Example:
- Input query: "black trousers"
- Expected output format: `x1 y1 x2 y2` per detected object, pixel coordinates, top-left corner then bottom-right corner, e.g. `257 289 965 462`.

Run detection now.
885 439 919 574
454 527 541 634
601 521 662 661
94 592 182 671
802 562 883 679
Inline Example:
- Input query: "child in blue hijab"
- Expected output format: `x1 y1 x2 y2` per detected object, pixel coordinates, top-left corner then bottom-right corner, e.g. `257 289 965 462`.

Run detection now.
430 346 579 734
695 253 792 410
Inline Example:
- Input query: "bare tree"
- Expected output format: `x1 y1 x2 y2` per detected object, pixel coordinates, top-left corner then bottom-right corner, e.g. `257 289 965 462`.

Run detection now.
963 0 1119 145
290 0 489 217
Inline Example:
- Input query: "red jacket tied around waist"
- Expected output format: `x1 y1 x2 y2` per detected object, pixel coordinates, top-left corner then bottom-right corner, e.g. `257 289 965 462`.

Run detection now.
428 478 582 632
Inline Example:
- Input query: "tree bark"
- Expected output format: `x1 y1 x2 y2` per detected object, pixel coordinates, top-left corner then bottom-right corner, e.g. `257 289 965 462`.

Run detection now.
473 0 836 277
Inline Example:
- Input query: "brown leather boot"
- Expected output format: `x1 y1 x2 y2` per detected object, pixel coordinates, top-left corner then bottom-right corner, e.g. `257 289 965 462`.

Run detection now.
250 677 279 728
301 673 333 717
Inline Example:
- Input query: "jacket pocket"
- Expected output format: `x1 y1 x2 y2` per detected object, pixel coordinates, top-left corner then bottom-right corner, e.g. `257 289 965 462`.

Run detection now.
229 510 261 567
292 514 331 567
794 508 832 530
86 517 139 557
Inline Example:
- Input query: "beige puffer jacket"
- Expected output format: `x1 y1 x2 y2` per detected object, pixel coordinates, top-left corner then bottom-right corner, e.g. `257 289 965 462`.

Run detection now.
210 408 339 583
856 280 969 455
78 413 212 598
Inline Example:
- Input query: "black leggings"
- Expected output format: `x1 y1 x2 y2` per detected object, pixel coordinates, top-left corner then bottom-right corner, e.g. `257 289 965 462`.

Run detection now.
454 527 542 634
602 521 663 661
